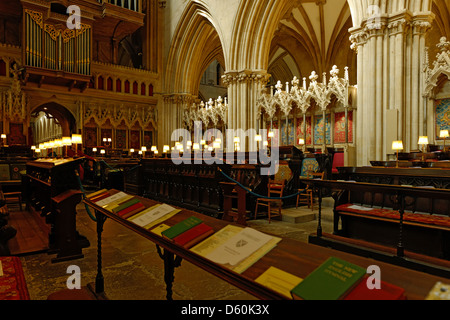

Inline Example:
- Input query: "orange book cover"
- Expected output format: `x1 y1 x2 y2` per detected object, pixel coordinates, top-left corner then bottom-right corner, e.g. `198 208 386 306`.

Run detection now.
90 192 111 202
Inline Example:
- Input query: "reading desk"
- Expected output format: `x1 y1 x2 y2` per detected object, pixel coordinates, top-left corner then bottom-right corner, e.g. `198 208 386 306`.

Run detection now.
85 189 450 300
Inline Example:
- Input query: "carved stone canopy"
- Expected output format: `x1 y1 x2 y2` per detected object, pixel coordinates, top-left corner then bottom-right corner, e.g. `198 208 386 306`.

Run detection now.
257 65 349 117
424 37 450 98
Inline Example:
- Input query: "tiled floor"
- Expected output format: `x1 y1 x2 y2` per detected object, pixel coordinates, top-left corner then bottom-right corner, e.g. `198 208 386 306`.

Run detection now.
18 202 334 300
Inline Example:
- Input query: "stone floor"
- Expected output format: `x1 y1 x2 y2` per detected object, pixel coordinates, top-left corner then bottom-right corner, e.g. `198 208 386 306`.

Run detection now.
18 201 334 300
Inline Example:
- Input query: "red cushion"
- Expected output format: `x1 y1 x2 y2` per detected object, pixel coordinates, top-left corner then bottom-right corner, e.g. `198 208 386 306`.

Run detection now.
336 203 450 228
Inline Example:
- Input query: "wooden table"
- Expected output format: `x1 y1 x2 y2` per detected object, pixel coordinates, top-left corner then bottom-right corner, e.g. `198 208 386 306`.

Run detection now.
85 189 450 300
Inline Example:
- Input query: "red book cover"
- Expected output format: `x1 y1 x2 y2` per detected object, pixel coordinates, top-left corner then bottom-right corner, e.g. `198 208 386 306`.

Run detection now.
173 223 214 248
117 202 145 218
343 276 406 300
120 204 146 219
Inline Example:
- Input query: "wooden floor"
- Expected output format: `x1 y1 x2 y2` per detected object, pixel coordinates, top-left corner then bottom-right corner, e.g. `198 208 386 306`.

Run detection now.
6 205 49 256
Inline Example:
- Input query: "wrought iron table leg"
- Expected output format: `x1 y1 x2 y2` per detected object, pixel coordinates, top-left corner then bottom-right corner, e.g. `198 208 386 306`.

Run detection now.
95 210 107 294
156 245 182 300
397 195 405 258
317 186 322 237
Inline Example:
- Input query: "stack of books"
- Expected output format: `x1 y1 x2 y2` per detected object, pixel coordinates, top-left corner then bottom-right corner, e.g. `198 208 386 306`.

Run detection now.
87 189 146 219
161 216 214 249
290 256 406 300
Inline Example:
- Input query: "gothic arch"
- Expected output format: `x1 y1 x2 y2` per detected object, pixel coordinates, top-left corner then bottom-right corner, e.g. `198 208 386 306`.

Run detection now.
165 1 225 96
30 102 77 138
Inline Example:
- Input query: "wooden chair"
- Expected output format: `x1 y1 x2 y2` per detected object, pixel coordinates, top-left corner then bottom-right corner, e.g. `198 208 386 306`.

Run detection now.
296 171 324 211
3 192 23 211
254 179 285 223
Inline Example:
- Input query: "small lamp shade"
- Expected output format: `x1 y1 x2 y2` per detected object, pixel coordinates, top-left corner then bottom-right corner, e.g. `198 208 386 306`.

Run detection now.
31 146 36 150
268 131 274 138
392 141 403 150
255 135 262 142
100 149 105 154
62 137 72 146
233 136 240 143
71 134 82 144
298 138 305 145
1 134 6 139
151 146 157 152
130 149 135 153
93 148 97 152
163 145 170 152
193 143 200 150
141 146 147 152
440 130 449 139
418 136 429 145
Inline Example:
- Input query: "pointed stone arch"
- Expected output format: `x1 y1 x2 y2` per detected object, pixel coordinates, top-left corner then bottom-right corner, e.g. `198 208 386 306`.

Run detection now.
165 1 226 95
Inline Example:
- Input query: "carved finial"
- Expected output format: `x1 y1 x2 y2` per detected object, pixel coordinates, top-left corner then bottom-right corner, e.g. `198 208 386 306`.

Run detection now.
208 98 214 109
437 37 450 52
291 76 299 88
330 65 339 78
309 71 318 83
275 80 283 92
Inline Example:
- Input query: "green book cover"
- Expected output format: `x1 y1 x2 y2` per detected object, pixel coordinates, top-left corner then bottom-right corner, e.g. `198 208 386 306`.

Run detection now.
162 216 203 239
291 257 366 300
112 198 141 214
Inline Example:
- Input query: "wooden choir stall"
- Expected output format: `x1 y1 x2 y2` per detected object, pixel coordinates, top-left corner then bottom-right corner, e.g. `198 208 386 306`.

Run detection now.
24 157 90 262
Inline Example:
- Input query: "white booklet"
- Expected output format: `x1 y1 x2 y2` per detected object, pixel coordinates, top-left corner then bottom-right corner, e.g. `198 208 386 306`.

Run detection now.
205 227 274 266
129 203 177 228
95 192 129 207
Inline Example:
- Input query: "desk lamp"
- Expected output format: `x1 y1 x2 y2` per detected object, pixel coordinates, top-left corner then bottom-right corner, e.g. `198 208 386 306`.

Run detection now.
418 136 429 161
440 130 449 152
392 141 403 168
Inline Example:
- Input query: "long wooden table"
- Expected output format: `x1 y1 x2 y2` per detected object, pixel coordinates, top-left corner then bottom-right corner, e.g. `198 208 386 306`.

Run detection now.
85 189 450 300
302 178 450 277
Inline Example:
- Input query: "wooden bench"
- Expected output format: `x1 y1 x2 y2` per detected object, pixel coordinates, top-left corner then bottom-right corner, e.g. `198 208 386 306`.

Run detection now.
303 179 450 269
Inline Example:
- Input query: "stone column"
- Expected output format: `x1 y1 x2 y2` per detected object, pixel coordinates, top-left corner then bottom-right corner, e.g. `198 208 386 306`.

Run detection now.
222 70 270 151
160 94 195 150
350 11 433 166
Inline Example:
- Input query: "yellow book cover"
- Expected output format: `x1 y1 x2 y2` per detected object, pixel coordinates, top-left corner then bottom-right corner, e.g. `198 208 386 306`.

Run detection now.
87 189 108 199
191 225 280 274
425 282 450 300
232 237 281 274
191 225 243 256
150 224 171 236
255 266 303 299
103 195 134 211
